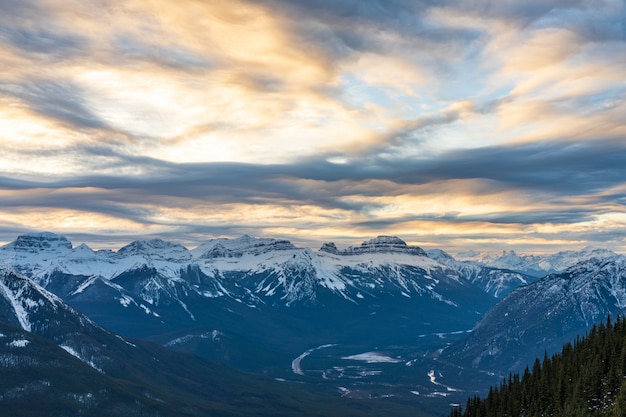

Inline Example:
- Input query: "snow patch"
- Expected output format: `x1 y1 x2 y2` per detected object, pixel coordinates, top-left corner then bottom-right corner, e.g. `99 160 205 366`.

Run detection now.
427 369 459 392
118 295 134 307
342 352 402 363
60 345 103 373
164 330 222 347
8 339 30 348
70 275 100 296
115 334 136 347
0 278 32 331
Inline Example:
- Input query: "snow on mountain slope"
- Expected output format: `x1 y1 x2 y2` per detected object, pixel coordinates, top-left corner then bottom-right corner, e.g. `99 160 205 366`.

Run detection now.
536 247 619 273
192 235 296 259
455 247 618 277
3 232 615 317
440 254 626 374
427 249 535 298
0 265 129 373
194 236 471 307
0 263 65 332
0 233 499 355
0 232 74 279
320 236 428 256
118 238 193 262
3 232 619 315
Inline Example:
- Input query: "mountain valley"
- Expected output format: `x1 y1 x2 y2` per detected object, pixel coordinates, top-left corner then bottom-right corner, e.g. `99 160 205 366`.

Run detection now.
1 231 624 416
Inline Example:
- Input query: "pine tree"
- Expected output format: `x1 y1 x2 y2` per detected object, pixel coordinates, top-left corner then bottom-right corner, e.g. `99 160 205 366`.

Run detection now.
451 315 626 417
609 380 626 417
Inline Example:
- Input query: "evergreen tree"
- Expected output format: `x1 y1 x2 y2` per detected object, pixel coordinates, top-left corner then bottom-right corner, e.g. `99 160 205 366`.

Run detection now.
450 315 626 417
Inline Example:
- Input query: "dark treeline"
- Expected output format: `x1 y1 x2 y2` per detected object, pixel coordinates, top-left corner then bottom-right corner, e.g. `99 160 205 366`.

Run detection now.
450 315 626 417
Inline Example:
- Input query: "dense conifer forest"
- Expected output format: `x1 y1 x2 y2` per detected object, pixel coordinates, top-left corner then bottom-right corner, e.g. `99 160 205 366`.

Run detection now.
451 315 626 417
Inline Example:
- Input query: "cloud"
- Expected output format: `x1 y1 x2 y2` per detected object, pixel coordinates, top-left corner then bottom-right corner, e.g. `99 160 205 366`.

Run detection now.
0 25 87 59
1 138 624 225
111 34 212 70
0 78 111 130
0 0 625 252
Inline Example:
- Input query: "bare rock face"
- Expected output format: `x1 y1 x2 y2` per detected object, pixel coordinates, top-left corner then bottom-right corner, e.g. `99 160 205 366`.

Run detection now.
195 235 296 259
319 236 428 256
3 232 73 253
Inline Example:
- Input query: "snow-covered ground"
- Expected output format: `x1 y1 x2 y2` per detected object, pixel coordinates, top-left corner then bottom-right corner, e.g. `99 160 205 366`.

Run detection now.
342 352 402 363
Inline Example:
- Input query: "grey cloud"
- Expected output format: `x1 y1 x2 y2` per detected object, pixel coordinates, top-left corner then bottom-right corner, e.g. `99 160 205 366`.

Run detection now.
260 0 485 68
458 0 596 24
0 25 88 59
263 0 624 69
461 0 626 46
1 137 625 253
112 34 213 70
458 209 602 226
0 0 91 62
0 79 111 130
308 139 625 197
2 138 625 218
16 138 626 195
411 139 626 194
353 207 602 229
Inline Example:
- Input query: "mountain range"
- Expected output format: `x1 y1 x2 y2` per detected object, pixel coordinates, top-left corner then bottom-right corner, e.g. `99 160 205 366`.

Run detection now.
1 231 624 415
0 265 431 417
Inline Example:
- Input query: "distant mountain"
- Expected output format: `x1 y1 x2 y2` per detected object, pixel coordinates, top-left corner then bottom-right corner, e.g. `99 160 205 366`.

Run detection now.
455 247 618 277
440 254 626 375
0 233 496 332
0 266 429 417
426 249 535 298
320 236 428 256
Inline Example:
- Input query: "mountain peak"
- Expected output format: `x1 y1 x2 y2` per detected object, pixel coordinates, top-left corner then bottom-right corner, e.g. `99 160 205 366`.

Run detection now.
117 239 192 261
73 243 95 255
194 236 297 259
319 242 339 254
2 232 73 252
425 248 454 261
320 236 427 256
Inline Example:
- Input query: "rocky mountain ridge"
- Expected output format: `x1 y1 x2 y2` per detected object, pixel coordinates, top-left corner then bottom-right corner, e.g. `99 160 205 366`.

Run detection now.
440 254 626 375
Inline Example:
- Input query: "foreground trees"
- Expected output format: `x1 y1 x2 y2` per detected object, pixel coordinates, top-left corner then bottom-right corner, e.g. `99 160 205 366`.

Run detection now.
452 315 626 417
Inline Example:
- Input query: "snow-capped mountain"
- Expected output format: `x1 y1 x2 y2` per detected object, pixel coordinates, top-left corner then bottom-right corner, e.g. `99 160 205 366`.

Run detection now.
2 231 621 382
0 263 130 373
440 254 626 375
320 235 428 256
426 249 535 298
0 233 485 310
1 232 616 340
455 247 618 277
3 231 625 409
0 233 500 366
194 235 478 306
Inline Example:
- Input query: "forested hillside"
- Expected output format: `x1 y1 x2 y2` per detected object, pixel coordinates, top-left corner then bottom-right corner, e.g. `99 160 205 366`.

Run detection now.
451 315 626 417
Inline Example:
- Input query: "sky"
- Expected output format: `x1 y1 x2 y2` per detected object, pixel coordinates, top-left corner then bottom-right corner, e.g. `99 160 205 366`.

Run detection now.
0 0 625 254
